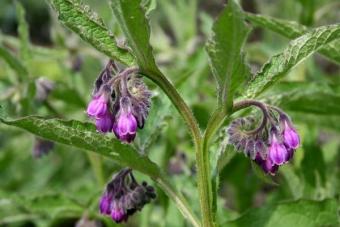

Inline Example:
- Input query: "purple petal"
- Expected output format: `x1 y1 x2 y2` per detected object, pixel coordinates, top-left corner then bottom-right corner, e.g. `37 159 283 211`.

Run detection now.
87 95 108 118
96 112 114 133
283 121 300 149
99 194 112 215
269 135 288 165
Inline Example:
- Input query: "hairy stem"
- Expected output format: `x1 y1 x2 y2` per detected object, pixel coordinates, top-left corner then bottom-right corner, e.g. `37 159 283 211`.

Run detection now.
142 69 215 227
156 177 201 227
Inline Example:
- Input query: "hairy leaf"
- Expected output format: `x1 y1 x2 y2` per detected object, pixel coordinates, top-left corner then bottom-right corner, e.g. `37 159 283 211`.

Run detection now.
244 24 340 98
206 0 251 110
49 0 135 66
110 0 158 72
0 116 160 177
225 199 338 227
245 13 340 64
264 82 340 115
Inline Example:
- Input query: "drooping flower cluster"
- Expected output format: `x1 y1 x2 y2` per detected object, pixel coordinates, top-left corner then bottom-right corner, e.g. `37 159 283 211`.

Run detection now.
227 103 300 175
86 61 151 143
99 168 156 223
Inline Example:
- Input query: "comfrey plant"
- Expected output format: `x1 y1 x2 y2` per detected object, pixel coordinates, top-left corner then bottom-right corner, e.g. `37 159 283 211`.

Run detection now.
2 0 339 226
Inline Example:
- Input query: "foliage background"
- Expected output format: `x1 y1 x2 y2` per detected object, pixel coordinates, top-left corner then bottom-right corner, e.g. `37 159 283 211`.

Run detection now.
0 0 339 226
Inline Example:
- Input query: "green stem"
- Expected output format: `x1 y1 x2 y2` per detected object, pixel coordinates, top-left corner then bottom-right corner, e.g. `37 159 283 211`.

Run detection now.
156 177 201 227
87 152 105 186
142 69 214 227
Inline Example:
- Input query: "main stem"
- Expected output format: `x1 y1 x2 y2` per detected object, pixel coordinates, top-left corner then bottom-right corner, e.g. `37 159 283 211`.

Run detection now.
142 69 214 227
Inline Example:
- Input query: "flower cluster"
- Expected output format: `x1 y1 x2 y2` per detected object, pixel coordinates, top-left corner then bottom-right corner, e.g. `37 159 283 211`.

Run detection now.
99 168 156 223
86 61 151 143
227 104 300 175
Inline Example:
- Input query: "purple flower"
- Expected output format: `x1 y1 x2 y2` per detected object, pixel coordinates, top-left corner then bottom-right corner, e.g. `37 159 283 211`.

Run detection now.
96 112 114 133
282 119 300 149
111 202 127 223
87 93 109 118
99 169 156 223
269 132 288 165
113 98 137 143
99 194 112 215
255 154 279 175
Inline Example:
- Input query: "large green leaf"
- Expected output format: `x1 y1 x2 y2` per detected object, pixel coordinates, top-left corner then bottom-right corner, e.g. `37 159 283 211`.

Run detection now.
49 0 135 66
0 116 159 177
206 0 251 110
224 199 338 227
110 0 158 72
245 13 340 64
244 24 340 98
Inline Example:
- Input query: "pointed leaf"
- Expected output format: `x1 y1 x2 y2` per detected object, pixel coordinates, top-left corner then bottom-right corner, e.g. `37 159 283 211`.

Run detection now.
110 0 158 72
245 13 340 64
224 199 338 227
244 24 340 98
49 0 135 66
206 0 251 109
0 116 159 177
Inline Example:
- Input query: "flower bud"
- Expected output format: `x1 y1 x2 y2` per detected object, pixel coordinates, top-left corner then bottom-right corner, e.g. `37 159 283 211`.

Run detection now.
281 116 300 149
111 201 127 223
99 194 112 215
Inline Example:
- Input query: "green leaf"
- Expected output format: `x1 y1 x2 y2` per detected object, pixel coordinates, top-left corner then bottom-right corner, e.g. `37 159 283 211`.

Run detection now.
206 0 251 110
49 0 135 66
264 82 340 115
110 0 158 72
0 46 28 79
0 116 159 177
15 1 31 62
244 24 340 98
224 199 338 227
134 94 172 153
0 116 200 227
245 13 340 64
298 0 315 26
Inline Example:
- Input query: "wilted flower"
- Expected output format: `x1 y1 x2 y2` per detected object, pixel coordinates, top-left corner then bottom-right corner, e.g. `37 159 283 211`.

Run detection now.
99 168 156 223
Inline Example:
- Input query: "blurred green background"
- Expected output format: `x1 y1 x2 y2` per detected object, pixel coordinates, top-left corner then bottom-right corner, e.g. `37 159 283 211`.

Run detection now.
0 0 339 226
